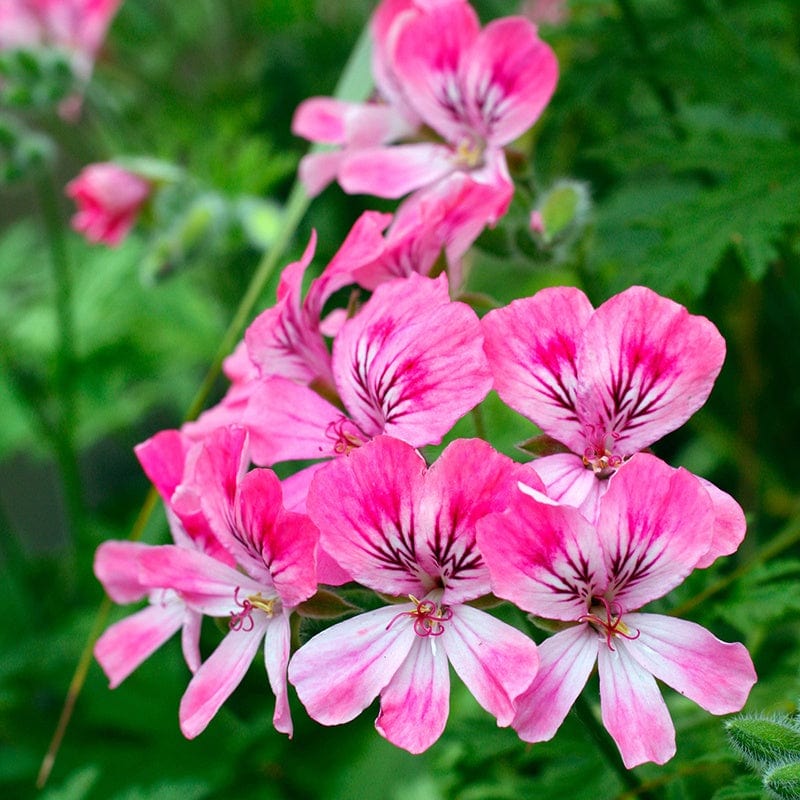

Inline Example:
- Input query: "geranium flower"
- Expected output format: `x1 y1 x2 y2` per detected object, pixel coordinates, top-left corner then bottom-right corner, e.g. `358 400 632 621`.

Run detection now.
481 284 744 566
476 453 757 768
67 162 151 245
288 436 540 753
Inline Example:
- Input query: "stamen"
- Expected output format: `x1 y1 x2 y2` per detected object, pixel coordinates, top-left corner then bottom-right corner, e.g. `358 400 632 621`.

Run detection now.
325 417 365 455
582 445 623 478
386 594 453 638
578 596 640 651
229 587 276 631
454 137 485 169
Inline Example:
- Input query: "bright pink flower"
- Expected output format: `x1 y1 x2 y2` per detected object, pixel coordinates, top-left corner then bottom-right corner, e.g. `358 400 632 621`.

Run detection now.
481 285 744 566
289 436 540 753
338 2 558 220
477 453 757 768
67 162 151 246
242 272 492 465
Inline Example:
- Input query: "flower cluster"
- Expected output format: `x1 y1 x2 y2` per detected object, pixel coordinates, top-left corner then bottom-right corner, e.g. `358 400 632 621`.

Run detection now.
94 0 756 770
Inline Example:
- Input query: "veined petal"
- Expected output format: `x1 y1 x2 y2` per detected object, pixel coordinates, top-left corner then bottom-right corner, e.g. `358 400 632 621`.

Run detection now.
339 143 456 198
307 436 429 597
375 635 450 753
94 601 185 688
264 612 293 736
512 625 598 742
624 614 756 714
288 605 416 725
392 1 480 140
598 639 676 768
418 438 528 602
576 286 726 456
596 454 714 609
443 605 539 726
333 273 491 446
695 477 746 568
461 16 558 145
477 486 604 621
243 376 344 464
482 288 593 453
180 616 269 739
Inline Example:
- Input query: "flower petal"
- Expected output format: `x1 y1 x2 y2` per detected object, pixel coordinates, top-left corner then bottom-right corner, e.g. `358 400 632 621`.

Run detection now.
576 286 726 456
597 639 676 768
694 477 746 568
529 453 604 521
375 635 450 753
264 612 293 736
180 616 269 739
288 605 416 726
512 625 598 742
94 540 151 603
443 604 539 726
624 613 756 714
482 287 594 453
94 601 185 688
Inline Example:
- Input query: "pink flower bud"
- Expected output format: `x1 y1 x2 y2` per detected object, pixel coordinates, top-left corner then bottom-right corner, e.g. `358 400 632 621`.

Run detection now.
66 162 151 246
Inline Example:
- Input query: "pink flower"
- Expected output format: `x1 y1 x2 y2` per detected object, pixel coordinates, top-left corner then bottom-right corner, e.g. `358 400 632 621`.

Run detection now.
66 162 151 246
477 453 757 768
288 436 540 753
242 272 492 466
338 1 558 220
481 285 745 566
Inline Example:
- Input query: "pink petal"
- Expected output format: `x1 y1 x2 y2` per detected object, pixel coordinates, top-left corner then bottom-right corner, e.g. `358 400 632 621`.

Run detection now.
576 286 726 456
596 454 715 610
597 640 676 768
94 601 185 688
339 143 456 198
181 608 203 673
375 635 450 753
461 17 558 145
391 2 480 140
180 616 269 739
512 625 598 742
624 613 756 714
477 486 604 621
134 429 190 503
482 288 594 453
288 605 416 725
137 545 264 616
306 436 429 597
333 273 492 446
529 453 604 521
298 150 347 197
243 376 344 464
418 438 528 603
264 612 293 736
694 477 746 568
94 540 151 603
443 605 539 726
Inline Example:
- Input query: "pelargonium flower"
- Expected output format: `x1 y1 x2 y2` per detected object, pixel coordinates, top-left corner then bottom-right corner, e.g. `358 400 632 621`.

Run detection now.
98 426 318 738
338 0 558 222
67 162 151 246
476 453 757 768
288 435 540 753
481 284 744 566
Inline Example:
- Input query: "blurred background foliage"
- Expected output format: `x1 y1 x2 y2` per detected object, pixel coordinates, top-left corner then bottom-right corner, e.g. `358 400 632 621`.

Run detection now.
2 0 800 798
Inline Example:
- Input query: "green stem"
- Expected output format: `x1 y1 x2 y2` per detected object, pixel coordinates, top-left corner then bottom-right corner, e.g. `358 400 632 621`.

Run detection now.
573 695 658 799
36 173 85 553
471 405 487 441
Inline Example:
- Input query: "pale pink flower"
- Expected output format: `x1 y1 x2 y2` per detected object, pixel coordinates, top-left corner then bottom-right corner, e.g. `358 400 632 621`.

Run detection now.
477 453 757 768
481 285 745 566
137 427 317 738
288 436 540 753
242 272 492 466
66 162 151 246
338 1 558 222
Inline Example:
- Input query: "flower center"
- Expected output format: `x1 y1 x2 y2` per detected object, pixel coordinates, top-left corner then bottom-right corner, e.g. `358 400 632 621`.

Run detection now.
582 445 623 478
386 594 453 638
229 587 276 632
454 136 485 169
578 596 639 651
325 417 365 455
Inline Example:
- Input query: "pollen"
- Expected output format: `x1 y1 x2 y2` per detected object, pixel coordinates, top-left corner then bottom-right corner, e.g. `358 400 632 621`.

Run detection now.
229 587 276 631
386 594 453 637
578 597 640 651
